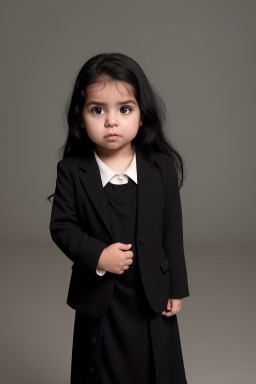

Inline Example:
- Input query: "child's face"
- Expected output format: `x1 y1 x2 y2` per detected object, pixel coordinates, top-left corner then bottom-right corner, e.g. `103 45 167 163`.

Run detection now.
80 80 143 154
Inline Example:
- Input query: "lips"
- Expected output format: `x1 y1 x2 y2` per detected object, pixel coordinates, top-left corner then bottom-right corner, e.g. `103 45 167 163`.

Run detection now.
105 133 119 137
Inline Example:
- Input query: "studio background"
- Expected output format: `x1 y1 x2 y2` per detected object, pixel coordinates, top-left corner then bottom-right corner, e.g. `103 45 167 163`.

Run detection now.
1 1 255 383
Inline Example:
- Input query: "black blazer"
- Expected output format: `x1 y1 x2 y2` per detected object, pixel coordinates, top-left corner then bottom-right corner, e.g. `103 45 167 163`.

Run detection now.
49 149 189 317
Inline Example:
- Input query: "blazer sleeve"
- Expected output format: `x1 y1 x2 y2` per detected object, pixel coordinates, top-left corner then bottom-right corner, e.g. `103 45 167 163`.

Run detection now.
162 157 190 299
49 160 108 276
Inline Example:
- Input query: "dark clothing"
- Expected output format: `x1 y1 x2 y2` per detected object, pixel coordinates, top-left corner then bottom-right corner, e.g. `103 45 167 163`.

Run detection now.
49 149 190 383
71 179 187 383
97 179 155 384
50 150 190 317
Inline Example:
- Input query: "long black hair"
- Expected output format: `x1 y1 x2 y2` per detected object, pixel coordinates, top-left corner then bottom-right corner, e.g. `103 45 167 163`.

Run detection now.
47 52 185 202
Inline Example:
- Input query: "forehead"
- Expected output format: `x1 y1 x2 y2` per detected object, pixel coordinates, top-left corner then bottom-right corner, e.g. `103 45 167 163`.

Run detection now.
85 79 135 99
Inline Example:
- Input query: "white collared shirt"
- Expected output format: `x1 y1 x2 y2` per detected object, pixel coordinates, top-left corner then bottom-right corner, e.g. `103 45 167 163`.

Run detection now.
94 146 137 187
94 146 137 276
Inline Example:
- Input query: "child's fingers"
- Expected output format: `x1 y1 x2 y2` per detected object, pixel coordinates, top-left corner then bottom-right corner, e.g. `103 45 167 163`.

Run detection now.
162 300 173 317
118 242 132 250
162 298 182 316
162 310 173 317
172 299 183 312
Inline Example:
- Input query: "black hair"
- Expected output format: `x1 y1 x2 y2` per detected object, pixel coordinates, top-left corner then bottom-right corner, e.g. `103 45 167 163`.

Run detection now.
47 52 185 202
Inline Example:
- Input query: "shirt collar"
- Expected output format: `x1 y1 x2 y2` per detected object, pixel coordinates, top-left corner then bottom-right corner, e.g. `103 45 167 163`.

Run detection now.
94 146 138 187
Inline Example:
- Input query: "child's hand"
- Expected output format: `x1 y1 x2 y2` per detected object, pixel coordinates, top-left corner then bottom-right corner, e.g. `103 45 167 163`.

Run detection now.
97 242 134 274
162 298 183 317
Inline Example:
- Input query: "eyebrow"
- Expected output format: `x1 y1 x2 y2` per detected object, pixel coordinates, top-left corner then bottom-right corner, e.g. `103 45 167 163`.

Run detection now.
85 100 137 108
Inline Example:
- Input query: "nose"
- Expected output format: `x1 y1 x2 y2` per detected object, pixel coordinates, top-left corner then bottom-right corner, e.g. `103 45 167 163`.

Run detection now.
105 112 118 127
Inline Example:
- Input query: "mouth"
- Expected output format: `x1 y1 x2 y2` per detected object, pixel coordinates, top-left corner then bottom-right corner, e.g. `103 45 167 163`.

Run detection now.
105 133 120 138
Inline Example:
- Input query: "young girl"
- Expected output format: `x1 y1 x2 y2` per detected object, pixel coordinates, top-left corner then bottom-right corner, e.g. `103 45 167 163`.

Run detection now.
48 52 190 384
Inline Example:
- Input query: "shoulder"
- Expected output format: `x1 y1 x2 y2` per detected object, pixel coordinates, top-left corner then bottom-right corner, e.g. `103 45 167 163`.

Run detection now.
150 151 180 193
150 150 176 171
57 156 81 170
56 156 82 181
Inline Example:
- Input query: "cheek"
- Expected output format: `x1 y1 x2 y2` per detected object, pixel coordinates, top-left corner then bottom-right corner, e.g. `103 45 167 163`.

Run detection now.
83 120 100 140
131 126 140 138
84 116 99 131
86 127 98 139
129 119 140 136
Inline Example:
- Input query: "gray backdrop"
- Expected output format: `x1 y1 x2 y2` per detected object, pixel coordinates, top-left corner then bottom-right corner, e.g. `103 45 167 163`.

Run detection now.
1 1 255 383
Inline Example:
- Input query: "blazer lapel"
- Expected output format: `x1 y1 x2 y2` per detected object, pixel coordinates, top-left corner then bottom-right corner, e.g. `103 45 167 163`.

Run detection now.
78 149 155 239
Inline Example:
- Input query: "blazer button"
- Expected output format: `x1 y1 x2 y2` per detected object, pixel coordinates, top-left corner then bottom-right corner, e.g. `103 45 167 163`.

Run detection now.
89 336 97 345
88 366 94 374
139 237 145 245
154 337 160 347
158 373 165 382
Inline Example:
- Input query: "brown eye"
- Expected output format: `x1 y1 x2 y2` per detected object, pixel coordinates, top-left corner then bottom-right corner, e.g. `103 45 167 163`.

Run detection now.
92 107 103 115
120 106 132 114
